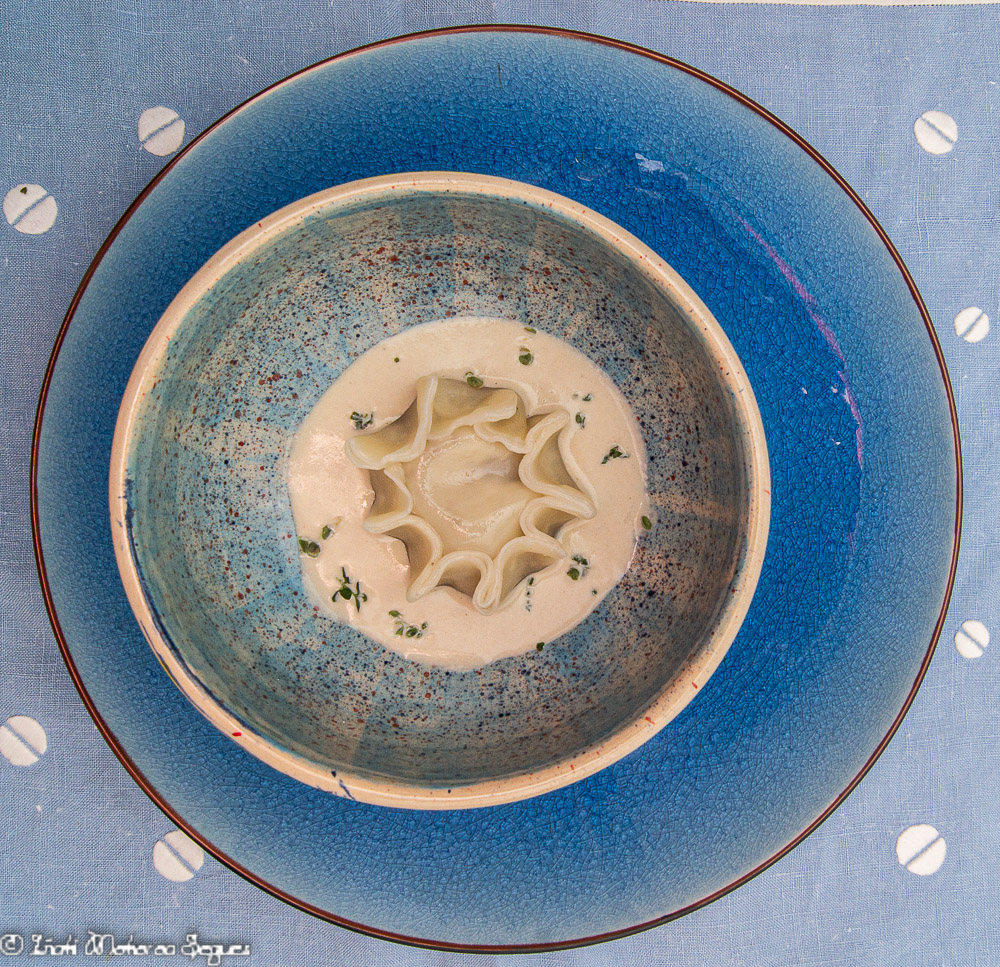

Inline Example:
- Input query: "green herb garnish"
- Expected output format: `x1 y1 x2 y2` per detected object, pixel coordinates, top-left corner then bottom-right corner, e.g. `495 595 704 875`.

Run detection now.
536 641 545 652
575 412 586 427
465 372 484 389
350 410 374 430
601 444 628 465
641 515 652 531
567 555 590 581
19 186 27 195
393 356 400 363
298 537 321 557
390 610 427 638
524 326 537 334
321 524 332 540
582 393 593 402
518 347 534 366
332 567 367 612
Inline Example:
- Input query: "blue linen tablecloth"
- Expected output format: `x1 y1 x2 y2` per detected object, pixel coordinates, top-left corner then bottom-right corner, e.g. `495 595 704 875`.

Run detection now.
2 2 997 964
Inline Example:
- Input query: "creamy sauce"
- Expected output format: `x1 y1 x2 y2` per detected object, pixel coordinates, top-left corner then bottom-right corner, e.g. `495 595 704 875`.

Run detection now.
288 317 649 669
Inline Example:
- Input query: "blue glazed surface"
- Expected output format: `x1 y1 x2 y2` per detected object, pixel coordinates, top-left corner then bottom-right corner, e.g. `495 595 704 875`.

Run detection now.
121 184 755 790
35 30 957 947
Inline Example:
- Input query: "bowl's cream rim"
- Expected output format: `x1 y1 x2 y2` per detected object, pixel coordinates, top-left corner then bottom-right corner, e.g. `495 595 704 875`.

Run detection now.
110 171 770 810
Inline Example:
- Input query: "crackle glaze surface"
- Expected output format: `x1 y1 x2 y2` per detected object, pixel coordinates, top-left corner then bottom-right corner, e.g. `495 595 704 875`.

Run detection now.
113 178 766 804
35 29 957 948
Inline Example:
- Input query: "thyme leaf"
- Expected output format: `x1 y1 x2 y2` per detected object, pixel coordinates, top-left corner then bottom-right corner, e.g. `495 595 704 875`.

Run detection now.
390 611 427 638
332 567 367 612
297 538 321 557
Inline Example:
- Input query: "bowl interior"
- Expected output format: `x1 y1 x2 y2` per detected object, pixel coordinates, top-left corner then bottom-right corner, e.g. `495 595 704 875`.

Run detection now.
116 176 764 803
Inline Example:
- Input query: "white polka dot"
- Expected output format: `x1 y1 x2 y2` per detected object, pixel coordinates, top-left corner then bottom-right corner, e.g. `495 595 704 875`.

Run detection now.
0 716 48 767
955 619 989 659
138 107 185 157
914 110 958 155
954 306 990 343
3 184 58 234
153 830 204 882
896 824 947 875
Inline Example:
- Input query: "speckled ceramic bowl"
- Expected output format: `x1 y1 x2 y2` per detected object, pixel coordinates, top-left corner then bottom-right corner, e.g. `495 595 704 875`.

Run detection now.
110 172 769 809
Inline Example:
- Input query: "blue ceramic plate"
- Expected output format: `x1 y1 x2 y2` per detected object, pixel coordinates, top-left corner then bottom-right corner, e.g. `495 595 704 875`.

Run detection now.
33 27 960 951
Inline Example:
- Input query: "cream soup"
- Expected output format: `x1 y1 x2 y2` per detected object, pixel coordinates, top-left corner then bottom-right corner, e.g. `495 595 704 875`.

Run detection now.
288 317 650 669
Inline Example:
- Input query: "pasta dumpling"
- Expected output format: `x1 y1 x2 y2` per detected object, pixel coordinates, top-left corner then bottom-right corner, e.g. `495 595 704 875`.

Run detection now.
346 376 597 614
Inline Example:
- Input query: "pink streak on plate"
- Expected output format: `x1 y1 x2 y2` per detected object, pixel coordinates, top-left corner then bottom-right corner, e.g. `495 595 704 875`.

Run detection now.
736 215 863 469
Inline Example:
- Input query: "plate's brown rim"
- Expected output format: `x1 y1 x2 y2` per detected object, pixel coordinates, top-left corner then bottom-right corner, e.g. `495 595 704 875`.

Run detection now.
29 23 963 955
